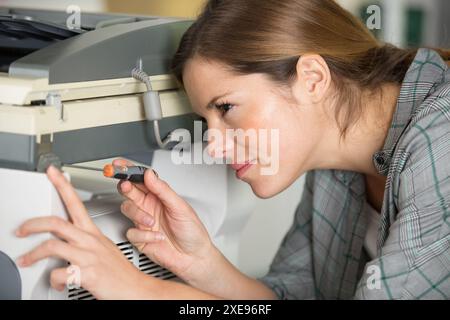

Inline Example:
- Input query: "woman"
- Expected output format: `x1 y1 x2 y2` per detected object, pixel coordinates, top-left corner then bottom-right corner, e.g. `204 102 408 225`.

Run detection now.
16 0 450 299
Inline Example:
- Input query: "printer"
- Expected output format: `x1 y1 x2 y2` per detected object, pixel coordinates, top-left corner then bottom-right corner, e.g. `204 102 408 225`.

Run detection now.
0 8 257 299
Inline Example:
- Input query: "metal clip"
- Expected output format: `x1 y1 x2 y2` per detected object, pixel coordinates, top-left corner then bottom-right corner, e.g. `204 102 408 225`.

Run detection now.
46 93 65 121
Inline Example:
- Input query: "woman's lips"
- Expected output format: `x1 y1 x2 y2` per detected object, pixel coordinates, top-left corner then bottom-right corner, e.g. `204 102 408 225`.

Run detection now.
230 161 254 179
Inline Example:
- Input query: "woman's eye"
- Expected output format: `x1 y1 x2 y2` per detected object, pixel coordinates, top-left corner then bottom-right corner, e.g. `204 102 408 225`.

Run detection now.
215 103 234 115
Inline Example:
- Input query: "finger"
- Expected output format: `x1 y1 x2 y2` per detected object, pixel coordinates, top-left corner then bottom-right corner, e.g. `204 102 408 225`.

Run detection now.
50 267 70 291
143 169 184 210
117 180 148 195
120 200 154 228
17 239 85 268
16 216 86 244
117 180 148 207
126 228 165 244
112 158 135 167
47 166 98 233
113 159 150 194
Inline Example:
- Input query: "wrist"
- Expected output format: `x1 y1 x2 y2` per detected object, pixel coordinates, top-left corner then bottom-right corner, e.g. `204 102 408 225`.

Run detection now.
128 270 164 299
183 244 230 293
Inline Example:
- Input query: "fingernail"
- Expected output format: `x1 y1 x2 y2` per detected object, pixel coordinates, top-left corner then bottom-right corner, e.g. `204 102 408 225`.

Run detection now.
121 181 130 192
156 233 165 241
143 216 154 227
15 228 23 237
146 169 158 180
16 256 25 267
47 165 57 174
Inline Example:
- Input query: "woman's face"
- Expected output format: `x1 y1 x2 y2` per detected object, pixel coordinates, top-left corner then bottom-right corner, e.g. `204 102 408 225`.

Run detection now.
182 57 328 198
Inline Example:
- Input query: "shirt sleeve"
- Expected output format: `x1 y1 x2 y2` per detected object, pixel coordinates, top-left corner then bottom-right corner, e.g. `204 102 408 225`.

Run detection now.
258 171 317 300
354 105 450 299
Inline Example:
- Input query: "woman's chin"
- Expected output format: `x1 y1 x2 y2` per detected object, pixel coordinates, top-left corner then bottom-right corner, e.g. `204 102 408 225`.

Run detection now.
248 173 300 199
249 182 279 199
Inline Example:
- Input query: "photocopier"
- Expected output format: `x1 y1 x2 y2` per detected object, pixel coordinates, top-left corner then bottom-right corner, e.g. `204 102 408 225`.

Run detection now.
0 8 257 300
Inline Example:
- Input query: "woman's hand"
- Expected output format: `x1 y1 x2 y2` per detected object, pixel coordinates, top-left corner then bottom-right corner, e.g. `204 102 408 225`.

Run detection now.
114 159 217 284
16 165 148 299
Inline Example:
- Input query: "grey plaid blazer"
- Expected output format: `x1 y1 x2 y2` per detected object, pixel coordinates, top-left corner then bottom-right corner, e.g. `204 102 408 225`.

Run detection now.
260 48 450 299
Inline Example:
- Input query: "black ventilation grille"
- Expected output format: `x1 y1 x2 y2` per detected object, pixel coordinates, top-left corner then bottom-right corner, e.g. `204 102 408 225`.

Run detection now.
68 241 176 300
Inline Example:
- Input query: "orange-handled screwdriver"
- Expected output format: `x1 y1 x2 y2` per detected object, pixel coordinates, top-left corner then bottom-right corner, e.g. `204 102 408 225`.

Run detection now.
64 164 158 183
103 164 157 183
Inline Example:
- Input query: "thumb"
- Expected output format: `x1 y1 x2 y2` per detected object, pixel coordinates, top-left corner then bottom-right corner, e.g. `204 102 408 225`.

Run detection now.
143 169 184 210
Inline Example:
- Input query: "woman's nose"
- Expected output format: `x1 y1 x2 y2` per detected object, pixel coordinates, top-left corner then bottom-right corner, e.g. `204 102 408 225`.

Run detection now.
206 138 225 159
205 128 233 160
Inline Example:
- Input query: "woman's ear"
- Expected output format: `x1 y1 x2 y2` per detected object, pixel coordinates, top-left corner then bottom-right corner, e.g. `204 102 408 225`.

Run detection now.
291 54 331 105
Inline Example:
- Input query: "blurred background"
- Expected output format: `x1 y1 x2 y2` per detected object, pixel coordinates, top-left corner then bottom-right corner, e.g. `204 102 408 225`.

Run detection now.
2 0 449 47
1 0 448 278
